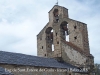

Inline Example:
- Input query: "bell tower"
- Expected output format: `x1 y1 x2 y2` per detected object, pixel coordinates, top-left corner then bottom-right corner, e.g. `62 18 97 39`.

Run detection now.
37 5 69 58
37 5 90 58
37 5 94 74
49 5 69 23
48 5 69 58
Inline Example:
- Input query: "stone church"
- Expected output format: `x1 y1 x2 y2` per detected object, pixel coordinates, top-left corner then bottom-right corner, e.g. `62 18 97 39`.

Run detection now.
0 5 94 75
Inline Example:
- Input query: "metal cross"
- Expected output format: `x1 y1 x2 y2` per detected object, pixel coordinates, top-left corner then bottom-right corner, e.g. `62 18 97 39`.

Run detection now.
56 0 58 5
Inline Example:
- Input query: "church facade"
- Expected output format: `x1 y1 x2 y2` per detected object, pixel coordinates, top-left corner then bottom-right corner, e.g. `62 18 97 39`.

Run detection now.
37 5 94 74
0 5 94 75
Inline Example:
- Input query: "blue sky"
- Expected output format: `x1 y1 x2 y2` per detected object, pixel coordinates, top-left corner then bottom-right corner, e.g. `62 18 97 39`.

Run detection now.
0 0 100 63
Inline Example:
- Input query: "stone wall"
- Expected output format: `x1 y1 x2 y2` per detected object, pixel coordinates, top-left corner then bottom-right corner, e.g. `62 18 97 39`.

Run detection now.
68 19 90 54
61 40 94 73
37 5 69 58
61 41 87 67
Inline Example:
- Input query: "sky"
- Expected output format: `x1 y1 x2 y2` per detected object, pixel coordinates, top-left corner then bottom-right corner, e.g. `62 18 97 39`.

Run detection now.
0 0 100 63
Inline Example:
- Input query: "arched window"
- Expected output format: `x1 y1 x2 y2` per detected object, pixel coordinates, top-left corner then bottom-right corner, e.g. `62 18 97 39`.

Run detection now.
53 9 58 17
60 21 69 41
45 27 54 52
45 27 53 42
53 9 59 22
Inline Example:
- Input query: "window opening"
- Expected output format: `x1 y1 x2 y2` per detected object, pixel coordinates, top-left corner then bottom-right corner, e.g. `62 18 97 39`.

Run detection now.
45 27 54 52
45 54 46 56
57 41 59 44
66 35 69 42
74 25 77 29
60 21 69 41
56 33 57 36
52 44 54 51
42 46 43 49
53 9 59 22
74 36 77 40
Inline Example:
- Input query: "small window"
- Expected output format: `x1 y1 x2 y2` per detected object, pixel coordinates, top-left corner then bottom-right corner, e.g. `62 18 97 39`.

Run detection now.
45 54 46 56
52 44 54 51
57 41 59 44
56 33 57 36
42 46 43 49
74 36 77 40
74 25 77 29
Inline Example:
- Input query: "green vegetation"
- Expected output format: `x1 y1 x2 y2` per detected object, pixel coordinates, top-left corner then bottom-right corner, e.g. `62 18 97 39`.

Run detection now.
94 64 100 75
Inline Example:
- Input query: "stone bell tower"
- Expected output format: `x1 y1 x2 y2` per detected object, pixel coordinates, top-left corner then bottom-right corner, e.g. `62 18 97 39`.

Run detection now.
37 5 69 58
37 5 90 58
37 5 94 74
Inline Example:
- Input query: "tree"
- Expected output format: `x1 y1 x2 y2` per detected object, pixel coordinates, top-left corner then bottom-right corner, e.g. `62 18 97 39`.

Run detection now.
94 64 100 75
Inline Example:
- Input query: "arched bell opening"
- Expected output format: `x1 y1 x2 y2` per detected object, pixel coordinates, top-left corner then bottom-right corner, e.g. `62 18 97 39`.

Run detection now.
60 21 69 41
53 9 59 22
45 27 53 42
45 27 54 52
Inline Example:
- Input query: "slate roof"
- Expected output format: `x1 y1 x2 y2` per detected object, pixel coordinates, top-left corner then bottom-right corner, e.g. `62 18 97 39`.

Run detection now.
0 51 77 69
0 67 13 75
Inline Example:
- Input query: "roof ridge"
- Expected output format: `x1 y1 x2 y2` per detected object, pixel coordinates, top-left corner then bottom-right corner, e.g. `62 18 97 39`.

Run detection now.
0 51 56 60
0 51 77 69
